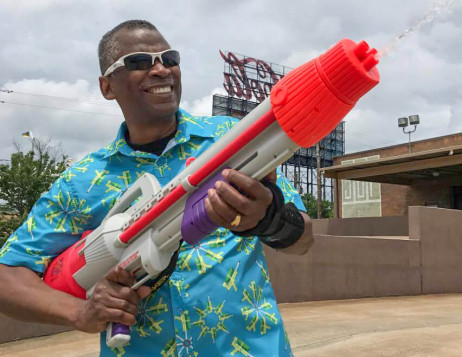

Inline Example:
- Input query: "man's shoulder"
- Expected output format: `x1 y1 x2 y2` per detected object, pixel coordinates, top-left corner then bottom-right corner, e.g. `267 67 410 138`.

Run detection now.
73 146 109 167
201 114 239 138
178 108 239 139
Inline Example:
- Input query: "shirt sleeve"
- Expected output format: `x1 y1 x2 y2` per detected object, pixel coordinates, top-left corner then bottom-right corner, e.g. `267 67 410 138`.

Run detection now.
0 176 93 274
275 168 307 213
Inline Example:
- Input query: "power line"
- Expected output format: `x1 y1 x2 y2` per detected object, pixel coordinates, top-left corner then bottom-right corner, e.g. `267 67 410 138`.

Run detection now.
0 100 123 117
0 88 118 108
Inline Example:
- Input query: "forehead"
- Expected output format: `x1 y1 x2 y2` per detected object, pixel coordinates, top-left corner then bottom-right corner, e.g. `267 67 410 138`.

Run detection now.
113 28 170 58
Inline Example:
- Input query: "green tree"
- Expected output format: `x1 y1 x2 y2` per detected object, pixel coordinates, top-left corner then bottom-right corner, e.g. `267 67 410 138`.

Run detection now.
301 193 334 219
0 139 68 243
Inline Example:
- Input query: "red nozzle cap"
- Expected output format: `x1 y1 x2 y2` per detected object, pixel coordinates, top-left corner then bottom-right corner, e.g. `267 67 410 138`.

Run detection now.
317 39 380 103
362 48 379 72
270 38 380 148
354 40 370 60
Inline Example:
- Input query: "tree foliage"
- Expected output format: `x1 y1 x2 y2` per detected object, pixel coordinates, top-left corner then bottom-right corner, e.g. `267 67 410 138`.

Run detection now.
0 139 68 241
301 193 334 219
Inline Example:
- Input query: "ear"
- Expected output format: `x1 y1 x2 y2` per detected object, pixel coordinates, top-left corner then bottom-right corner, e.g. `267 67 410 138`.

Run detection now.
99 76 116 100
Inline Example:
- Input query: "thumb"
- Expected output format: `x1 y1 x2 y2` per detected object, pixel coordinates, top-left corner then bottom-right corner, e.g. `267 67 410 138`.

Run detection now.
104 266 133 287
263 170 277 184
137 286 151 299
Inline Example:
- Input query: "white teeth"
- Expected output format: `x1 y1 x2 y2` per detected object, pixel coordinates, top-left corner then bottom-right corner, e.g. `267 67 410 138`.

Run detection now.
147 86 171 94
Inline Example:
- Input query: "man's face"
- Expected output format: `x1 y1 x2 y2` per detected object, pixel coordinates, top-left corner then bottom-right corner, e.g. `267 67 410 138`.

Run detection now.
104 28 182 125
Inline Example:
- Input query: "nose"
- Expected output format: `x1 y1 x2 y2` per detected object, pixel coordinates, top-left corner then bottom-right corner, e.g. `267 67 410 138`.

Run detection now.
147 59 170 78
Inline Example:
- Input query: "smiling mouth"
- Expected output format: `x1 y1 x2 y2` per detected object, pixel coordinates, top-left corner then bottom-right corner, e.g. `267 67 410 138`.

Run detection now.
145 86 172 94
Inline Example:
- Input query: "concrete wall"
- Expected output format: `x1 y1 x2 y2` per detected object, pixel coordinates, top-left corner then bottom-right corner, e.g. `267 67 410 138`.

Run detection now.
264 235 421 302
266 206 462 303
312 215 408 236
409 206 462 294
0 313 71 344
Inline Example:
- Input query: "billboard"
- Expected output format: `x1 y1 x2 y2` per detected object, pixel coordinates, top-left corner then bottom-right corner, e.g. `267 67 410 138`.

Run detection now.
219 50 288 103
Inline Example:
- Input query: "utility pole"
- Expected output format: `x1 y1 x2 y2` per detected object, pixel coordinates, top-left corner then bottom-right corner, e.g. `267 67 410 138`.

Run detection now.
316 142 322 219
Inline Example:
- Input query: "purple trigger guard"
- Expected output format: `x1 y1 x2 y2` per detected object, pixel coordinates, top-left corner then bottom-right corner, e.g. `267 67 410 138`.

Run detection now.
111 322 130 336
181 169 228 245
107 322 130 344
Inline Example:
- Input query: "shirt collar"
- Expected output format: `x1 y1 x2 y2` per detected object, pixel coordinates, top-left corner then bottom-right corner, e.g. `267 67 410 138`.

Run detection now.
103 108 215 159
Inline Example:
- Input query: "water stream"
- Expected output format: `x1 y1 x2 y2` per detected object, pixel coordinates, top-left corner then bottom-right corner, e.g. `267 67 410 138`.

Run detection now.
377 0 457 58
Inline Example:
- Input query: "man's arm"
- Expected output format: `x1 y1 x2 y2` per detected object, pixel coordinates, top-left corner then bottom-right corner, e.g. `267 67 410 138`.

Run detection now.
205 169 314 255
278 211 313 255
0 264 149 333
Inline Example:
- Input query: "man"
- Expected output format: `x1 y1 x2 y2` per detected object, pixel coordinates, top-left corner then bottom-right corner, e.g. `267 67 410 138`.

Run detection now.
0 20 313 356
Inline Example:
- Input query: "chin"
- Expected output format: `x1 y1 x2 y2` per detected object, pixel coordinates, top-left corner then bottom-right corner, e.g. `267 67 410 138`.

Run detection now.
147 103 179 121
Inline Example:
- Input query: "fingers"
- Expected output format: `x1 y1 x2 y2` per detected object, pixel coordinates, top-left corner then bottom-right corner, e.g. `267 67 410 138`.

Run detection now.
76 266 153 332
206 187 241 222
103 295 139 318
213 182 251 216
84 267 142 327
102 267 141 304
222 169 273 205
205 169 274 231
105 266 133 287
98 307 137 326
205 194 249 230
137 286 152 299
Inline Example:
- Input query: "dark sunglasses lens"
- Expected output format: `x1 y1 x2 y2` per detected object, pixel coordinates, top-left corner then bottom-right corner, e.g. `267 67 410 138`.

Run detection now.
124 54 152 70
161 51 180 67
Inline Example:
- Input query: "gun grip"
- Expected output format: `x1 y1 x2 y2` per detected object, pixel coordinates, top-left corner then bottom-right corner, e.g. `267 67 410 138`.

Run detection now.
181 169 229 245
106 322 131 348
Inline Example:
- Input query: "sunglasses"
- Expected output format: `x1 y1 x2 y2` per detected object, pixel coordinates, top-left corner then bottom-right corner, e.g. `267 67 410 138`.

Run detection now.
104 49 180 77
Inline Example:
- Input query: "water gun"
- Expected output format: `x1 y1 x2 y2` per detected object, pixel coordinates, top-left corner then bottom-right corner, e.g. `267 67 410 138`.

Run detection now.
43 39 380 348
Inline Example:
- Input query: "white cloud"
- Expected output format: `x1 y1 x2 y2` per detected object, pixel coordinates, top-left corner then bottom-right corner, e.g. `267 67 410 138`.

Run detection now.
0 0 461 163
181 87 222 117
0 0 73 12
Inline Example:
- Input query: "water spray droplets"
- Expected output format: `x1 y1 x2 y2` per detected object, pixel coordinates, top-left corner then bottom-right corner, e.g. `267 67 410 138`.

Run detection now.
378 0 456 58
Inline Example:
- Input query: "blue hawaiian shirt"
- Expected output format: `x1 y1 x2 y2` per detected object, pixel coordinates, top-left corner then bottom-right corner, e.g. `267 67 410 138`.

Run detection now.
0 108 305 357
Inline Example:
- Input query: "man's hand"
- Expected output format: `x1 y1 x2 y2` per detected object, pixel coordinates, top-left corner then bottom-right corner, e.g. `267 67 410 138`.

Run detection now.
205 169 273 232
74 266 151 333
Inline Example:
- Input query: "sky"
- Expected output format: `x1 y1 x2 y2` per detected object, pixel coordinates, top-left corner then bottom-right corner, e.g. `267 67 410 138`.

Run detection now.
0 0 461 162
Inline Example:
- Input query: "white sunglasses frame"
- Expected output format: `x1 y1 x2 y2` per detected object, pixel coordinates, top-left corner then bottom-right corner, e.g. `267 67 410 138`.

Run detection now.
103 49 180 77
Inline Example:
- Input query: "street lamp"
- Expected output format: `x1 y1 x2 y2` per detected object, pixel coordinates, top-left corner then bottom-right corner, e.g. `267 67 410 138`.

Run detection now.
398 115 420 153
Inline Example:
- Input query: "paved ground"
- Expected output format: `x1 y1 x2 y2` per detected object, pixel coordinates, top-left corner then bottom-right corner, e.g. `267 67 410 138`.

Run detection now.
1 294 462 356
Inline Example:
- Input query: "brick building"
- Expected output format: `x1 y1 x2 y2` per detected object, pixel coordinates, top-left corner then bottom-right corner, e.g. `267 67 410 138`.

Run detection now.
322 132 462 218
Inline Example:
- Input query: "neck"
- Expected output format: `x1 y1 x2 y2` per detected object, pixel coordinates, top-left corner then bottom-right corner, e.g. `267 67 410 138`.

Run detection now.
125 116 177 145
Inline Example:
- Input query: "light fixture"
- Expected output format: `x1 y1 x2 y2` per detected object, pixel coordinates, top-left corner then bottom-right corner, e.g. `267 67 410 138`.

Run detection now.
398 117 408 128
397 115 420 153
409 115 420 125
